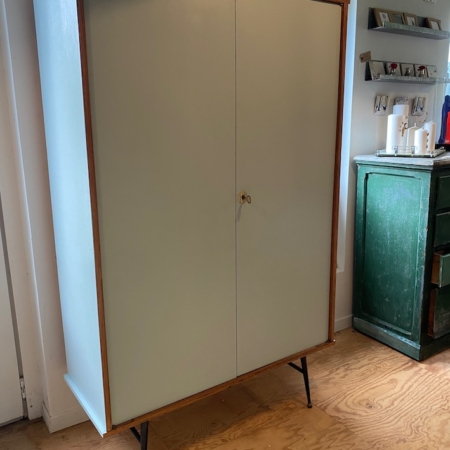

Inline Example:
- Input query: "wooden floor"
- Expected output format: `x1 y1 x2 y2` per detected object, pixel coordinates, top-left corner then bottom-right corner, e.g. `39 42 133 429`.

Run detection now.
3 328 450 449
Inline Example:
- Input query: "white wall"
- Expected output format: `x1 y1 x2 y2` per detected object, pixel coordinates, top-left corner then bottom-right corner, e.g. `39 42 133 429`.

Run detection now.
335 0 450 331
0 0 43 421
0 0 87 431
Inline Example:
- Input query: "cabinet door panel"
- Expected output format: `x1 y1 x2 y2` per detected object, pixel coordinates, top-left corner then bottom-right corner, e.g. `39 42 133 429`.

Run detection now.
236 0 341 375
358 173 423 338
84 0 236 424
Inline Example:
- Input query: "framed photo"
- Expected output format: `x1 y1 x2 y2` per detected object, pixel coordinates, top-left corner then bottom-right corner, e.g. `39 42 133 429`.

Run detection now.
427 65 438 78
414 64 428 78
389 10 405 25
425 18 442 30
403 13 418 27
374 95 389 116
368 60 386 80
373 8 391 27
412 97 426 116
385 61 401 76
400 63 414 77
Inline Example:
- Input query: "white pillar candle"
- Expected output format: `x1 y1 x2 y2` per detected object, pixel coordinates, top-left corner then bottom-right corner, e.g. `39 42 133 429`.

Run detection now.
414 129 428 155
386 114 405 153
424 121 437 153
393 104 410 122
406 124 419 149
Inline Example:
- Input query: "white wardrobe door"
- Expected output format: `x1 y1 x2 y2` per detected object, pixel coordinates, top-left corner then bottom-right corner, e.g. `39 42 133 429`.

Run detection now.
236 0 341 375
84 0 237 424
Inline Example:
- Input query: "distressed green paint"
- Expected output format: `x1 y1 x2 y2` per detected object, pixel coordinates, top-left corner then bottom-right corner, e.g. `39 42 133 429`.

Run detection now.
353 154 450 361
354 167 429 343
362 173 422 335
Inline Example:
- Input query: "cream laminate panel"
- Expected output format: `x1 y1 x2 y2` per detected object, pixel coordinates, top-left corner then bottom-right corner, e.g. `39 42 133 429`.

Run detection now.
84 0 237 425
236 0 342 375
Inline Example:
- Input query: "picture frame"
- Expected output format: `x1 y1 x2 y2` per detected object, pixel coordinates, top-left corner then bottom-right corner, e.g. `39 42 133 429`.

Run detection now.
368 60 386 80
412 97 426 116
373 8 391 27
403 13 418 27
400 63 414 77
374 95 389 116
414 64 428 78
385 61 401 76
426 65 438 78
388 10 405 25
425 18 442 30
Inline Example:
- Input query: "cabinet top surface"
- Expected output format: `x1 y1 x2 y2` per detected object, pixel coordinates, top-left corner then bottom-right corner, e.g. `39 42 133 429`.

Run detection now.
355 152 450 170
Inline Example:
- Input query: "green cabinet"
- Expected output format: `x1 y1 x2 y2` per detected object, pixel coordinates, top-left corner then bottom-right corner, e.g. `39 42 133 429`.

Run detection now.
354 154 450 360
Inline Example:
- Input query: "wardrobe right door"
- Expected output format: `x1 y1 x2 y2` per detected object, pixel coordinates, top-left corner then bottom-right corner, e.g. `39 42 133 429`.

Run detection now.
236 0 342 375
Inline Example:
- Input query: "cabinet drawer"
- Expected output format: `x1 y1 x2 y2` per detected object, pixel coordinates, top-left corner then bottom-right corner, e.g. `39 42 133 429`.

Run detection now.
428 286 450 339
436 176 450 210
434 212 450 247
432 252 450 287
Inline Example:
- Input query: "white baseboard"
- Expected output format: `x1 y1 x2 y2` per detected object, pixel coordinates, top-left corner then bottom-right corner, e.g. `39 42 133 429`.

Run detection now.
335 314 353 332
42 401 88 433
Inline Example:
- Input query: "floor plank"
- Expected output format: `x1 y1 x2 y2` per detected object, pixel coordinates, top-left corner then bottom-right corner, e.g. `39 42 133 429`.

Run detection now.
2 328 450 449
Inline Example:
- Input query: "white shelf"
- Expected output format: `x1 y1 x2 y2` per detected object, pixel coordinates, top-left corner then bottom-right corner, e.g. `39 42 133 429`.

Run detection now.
367 74 443 85
371 22 450 41
368 9 450 40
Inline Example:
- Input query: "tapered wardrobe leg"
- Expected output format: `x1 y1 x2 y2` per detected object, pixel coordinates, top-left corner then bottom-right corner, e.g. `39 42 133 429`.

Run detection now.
300 356 312 408
288 356 312 408
130 421 149 449
140 421 149 450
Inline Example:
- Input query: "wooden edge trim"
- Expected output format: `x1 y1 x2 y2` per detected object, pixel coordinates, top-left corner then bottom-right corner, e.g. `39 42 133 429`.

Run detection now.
76 0 112 431
328 1 349 343
103 340 334 437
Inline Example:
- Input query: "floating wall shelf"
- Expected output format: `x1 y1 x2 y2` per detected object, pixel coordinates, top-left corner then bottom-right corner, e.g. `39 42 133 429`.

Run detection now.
365 61 444 84
368 8 450 40
366 74 444 85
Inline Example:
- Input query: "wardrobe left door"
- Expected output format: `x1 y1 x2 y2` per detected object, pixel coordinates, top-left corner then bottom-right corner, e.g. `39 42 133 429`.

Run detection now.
83 0 237 425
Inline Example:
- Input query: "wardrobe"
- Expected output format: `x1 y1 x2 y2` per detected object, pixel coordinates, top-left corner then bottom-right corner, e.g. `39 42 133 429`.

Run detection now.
33 0 349 438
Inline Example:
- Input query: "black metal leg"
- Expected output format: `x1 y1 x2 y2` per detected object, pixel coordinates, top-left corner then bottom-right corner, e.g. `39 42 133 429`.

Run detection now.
288 356 313 408
130 421 149 450
140 422 149 450
300 356 312 408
